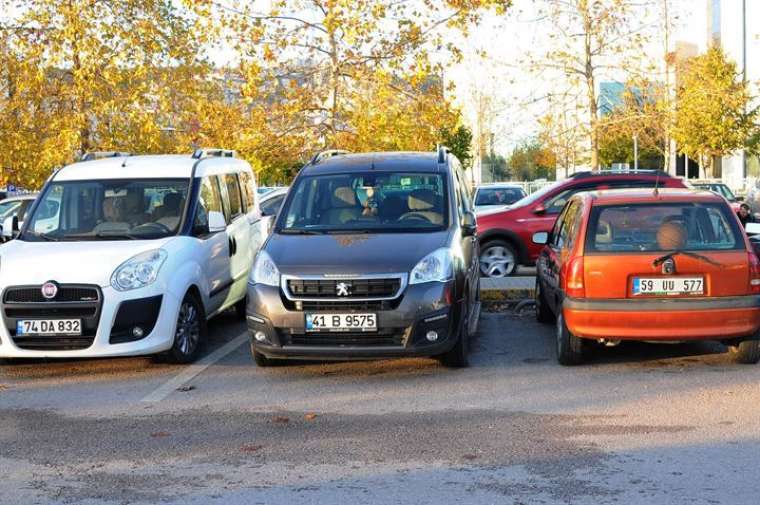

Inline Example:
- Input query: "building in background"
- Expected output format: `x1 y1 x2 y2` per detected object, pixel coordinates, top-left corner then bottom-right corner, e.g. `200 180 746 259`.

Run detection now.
706 0 760 187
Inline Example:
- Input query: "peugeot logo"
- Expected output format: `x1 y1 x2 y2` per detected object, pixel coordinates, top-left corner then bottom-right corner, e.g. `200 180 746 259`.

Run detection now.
336 282 351 297
41 281 58 300
662 258 676 275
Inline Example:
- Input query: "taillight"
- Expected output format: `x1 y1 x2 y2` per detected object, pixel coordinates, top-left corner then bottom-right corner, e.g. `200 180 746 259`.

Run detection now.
748 252 760 294
564 256 585 298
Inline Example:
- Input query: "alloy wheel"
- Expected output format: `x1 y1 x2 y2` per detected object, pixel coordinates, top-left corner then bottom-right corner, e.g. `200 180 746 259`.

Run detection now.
175 301 201 356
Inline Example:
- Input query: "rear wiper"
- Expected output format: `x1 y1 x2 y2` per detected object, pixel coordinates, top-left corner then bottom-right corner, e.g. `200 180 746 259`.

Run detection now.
653 250 723 268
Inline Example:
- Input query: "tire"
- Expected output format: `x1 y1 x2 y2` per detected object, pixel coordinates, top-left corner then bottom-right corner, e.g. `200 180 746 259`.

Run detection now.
235 295 247 320
556 311 585 366
166 292 206 364
437 302 470 368
730 340 760 364
535 279 554 324
479 240 518 278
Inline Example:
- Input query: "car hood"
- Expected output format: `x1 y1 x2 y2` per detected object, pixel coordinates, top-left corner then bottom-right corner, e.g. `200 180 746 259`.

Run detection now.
0 237 174 287
475 204 514 216
266 231 451 275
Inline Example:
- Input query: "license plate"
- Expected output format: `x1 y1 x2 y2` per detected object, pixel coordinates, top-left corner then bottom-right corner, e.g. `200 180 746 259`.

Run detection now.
305 313 377 332
16 319 82 336
632 277 704 296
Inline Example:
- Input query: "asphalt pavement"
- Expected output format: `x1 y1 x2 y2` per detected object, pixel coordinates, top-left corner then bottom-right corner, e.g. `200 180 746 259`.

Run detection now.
2 308 760 504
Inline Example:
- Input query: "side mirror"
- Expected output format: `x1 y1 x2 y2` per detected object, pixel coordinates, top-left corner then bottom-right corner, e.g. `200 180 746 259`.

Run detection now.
462 211 477 237
2 215 19 240
532 231 549 245
208 211 227 233
533 204 547 215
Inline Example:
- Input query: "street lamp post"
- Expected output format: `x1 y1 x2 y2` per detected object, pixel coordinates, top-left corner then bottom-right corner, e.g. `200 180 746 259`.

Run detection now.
633 134 639 171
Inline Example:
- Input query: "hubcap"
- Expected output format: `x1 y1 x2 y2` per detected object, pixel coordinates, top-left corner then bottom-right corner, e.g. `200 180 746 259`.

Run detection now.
480 246 515 277
175 301 200 356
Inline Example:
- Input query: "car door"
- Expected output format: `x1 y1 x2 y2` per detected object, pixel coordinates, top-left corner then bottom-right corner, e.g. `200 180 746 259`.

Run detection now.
219 172 252 307
541 200 580 314
453 165 479 313
193 175 231 316
238 169 265 260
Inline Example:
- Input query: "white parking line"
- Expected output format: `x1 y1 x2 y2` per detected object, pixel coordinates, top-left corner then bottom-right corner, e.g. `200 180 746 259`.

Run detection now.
141 333 249 403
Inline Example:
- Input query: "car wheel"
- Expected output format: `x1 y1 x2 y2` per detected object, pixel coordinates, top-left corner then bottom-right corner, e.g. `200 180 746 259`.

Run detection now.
535 279 554 324
235 295 247 320
556 311 585 366
479 240 517 277
437 302 470 368
730 339 760 364
166 293 206 364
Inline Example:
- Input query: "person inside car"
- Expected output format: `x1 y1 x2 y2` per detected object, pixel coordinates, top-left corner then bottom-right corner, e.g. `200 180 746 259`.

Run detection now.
738 203 755 228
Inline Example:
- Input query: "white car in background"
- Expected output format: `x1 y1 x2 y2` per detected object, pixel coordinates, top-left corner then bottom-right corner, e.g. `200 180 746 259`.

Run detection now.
473 184 526 214
0 149 264 363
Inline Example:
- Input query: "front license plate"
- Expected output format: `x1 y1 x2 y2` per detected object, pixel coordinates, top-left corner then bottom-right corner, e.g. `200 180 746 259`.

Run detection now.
16 319 82 336
305 313 377 332
632 277 704 296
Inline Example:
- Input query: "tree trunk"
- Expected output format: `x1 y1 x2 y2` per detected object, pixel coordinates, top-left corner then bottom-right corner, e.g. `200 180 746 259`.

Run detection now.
583 7 598 170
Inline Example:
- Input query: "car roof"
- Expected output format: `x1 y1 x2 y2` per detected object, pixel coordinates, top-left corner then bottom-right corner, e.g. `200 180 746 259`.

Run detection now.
53 154 252 182
301 152 442 175
584 188 725 206
477 183 523 189
0 194 37 202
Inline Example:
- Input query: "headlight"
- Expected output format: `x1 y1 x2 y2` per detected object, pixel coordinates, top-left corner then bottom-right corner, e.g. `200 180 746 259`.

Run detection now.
111 249 168 291
251 250 280 287
410 247 454 284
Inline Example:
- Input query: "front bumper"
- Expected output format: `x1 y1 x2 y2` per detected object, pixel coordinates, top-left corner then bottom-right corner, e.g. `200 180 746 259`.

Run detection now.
247 281 458 360
564 295 760 341
0 284 180 358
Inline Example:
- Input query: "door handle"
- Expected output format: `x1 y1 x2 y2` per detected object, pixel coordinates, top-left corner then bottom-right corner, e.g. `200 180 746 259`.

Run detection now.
229 236 237 256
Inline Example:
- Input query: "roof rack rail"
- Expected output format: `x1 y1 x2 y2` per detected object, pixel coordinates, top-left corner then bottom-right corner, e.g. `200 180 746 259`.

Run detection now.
436 144 450 164
570 168 670 179
191 148 236 159
80 151 131 162
310 149 350 165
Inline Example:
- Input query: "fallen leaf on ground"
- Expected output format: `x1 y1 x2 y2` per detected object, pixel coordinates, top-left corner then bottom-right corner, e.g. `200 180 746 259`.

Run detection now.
462 454 478 461
176 385 196 392
304 413 318 421
272 416 290 424
150 432 171 438
240 444 263 453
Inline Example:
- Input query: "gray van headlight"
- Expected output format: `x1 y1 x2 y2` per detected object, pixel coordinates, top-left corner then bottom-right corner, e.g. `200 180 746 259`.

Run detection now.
251 250 280 287
111 249 168 291
410 248 454 284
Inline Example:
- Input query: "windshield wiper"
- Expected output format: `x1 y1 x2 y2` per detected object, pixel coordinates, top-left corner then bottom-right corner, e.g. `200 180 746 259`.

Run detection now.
278 229 324 235
95 231 141 240
23 232 59 242
653 250 723 268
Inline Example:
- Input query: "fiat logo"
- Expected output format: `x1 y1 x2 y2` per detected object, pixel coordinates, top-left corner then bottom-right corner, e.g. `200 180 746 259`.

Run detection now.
41 281 58 300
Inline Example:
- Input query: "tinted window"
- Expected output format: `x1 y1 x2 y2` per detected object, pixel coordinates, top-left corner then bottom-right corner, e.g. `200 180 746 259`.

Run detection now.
261 193 285 217
475 187 525 205
194 176 223 237
586 202 744 253
239 171 256 211
223 174 243 220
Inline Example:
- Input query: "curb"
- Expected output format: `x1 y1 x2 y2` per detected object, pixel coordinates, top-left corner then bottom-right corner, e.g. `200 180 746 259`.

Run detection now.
481 287 535 302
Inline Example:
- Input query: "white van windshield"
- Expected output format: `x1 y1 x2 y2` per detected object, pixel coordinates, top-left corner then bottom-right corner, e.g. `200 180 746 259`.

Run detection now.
22 179 190 241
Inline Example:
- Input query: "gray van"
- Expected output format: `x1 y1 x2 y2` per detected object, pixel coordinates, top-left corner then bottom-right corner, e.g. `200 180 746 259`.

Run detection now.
246 148 481 367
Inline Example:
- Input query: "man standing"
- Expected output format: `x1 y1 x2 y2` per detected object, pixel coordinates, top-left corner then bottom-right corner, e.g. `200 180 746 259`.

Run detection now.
738 203 755 228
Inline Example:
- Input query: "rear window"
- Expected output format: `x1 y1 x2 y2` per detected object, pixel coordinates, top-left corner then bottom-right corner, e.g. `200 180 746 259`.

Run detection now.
475 187 525 206
586 202 745 253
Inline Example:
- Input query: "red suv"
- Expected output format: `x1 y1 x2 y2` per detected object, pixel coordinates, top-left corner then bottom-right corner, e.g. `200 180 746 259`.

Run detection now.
476 170 688 277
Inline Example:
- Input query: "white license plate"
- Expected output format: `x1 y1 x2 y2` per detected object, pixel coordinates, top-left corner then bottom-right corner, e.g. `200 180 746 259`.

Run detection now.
632 277 704 296
16 319 82 336
305 313 377 332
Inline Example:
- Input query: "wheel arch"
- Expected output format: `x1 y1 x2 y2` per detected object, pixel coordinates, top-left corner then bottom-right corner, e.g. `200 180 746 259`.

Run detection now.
478 229 528 265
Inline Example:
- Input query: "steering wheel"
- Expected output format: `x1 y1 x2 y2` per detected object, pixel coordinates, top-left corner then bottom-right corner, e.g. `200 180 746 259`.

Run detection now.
399 213 433 224
133 222 171 234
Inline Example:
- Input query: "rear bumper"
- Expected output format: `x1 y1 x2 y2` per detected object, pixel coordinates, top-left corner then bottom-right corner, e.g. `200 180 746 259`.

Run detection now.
563 295 760 341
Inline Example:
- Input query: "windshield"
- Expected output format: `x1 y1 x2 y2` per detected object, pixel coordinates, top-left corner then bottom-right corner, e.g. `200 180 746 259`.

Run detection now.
0 200 22 220
277 172 448 233
23 179 190 241
475 187 525 206
585 202 744 253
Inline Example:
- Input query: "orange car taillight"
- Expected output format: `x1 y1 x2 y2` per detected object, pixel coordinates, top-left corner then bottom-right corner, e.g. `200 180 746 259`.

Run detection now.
565 256 585 298
748 252 760 294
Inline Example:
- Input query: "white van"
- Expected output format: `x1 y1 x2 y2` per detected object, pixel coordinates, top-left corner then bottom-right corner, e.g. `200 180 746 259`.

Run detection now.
0 150 264 362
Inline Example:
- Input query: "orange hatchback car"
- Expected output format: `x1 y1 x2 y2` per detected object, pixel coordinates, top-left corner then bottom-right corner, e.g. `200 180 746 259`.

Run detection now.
533 188 760 365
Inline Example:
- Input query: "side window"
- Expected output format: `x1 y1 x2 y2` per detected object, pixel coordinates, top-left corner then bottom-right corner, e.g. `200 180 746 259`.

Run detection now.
452 172 465 220
193 176 223 237
551 201 578 249
239 171 256 213
455 167 473 213
564 202 584 249
545 185 595 214
223 173 243 221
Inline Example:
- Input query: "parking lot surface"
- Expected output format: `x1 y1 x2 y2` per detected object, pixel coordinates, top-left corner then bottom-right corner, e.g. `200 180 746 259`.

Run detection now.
2 310 760 504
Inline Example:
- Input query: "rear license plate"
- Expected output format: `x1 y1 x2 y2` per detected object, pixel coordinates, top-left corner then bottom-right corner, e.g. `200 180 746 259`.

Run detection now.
632 277 704 296
16 319 82 336
305 313 377 332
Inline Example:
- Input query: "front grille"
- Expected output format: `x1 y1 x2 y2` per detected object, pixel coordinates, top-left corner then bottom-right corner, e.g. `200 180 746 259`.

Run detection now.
4 286 100 303
283 328 404 347
2 284 102 351
286 299 399 311
286 278 401 299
